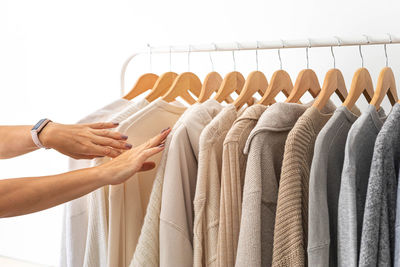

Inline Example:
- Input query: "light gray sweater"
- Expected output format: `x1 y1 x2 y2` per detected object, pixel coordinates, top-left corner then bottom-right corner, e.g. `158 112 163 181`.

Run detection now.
337 105 386 267
360 103 400 267
308 106 360 267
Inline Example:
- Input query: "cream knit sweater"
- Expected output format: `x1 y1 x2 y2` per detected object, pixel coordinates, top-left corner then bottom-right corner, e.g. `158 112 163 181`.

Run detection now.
217 104 266 267
193 105 238 267
272 103 336 267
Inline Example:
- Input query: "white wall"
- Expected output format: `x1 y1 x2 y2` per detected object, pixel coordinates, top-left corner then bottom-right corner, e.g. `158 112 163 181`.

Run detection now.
1 0 400 265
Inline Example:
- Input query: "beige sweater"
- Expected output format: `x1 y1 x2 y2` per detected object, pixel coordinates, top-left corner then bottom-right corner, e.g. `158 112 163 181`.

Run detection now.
236 102 312 267
217 104 267 267
159 100 223 267
272 103 336 267
193 105 238 267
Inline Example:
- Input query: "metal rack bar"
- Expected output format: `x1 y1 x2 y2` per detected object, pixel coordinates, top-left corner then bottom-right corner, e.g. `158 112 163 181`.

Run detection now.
121 34 400 95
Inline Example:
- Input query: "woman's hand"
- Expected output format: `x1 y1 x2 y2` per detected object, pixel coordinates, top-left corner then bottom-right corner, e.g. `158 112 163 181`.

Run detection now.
39 122 132 159
97 127 171 185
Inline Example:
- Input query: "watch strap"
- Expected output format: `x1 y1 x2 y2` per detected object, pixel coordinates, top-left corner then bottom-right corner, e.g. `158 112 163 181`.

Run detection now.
31 119 52 148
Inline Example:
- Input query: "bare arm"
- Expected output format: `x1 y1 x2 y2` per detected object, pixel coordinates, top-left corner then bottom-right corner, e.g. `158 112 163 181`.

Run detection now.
0 128 170 218
0 122 131 159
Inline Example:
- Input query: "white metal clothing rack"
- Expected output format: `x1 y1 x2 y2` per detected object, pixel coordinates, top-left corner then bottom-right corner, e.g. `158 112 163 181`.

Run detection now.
121 34 400 96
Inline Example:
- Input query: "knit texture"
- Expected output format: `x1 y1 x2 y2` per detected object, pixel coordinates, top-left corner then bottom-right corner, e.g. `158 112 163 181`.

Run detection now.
217 104 266 267
359 103 400 267
307 106 360 267
236 102 313 267
272 103 336 267
337 105 386 267
193 105 238 267
159 100 223 267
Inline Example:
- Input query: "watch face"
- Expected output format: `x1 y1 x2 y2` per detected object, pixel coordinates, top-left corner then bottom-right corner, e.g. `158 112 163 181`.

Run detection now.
32 119 47 131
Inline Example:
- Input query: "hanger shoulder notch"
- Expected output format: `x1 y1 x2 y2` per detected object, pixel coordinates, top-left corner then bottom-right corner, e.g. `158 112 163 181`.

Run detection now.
313 68 348 111
370 67 398 108
285 69 321 103
233 71 268 109
146 72 178 102
214 71 245 103
343 68 374 109
162 72 202 104
258 70 293 105
198 72 223 103
123 73 159 100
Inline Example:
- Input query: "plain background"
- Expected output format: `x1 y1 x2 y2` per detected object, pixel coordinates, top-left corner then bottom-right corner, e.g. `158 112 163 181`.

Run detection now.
1 0 400 265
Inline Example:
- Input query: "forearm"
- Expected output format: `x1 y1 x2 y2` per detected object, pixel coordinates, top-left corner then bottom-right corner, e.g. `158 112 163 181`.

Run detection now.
0 167 108 218
0 126 38 159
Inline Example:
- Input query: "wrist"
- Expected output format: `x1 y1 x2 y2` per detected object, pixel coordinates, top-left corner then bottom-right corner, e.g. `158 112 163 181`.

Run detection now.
92 164 112 186
38 122 56 148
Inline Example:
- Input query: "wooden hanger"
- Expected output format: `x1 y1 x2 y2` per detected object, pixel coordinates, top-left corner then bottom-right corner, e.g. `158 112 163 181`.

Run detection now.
369 67 398 109
258 70 293 105
285 69 321 103
145 72 178 102
198 72 224 103
123 73 159 100
342 68 374 109
162 72 201 104
313 69 348 111
213 71 246 104
233 71 268 109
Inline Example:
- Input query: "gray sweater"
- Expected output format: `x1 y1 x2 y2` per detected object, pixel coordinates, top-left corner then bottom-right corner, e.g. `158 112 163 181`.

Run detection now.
337 105 386 267
308 106 360 267
360 103 400 267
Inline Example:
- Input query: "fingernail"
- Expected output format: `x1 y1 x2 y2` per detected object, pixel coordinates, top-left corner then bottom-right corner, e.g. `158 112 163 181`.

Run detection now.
125 143 132 149
161 127 170 133
113 122 119 126
121 135 128 140
158 143 165 148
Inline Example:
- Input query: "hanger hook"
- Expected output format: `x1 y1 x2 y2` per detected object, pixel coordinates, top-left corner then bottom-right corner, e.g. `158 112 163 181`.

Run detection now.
147 43 152 72
232 42 240 71
256 41 260 71
187 44 191 72
169 46 172 71
306 38 311 69
278 39 284 70
331 36 341 69
209 43 217 71
384 33 392 67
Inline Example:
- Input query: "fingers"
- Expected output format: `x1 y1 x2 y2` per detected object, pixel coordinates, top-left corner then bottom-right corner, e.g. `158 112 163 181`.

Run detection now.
139 162 156 172
87 144 122 158
140 145 165 160
92 129 128 141
88 122 119 129
90 135 132 150
142 127 171 150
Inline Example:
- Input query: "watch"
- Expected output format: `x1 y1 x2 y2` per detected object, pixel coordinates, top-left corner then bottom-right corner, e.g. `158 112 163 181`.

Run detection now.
31 119 52 149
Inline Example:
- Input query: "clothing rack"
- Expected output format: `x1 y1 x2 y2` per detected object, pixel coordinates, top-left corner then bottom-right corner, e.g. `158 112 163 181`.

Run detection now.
121 34 400 96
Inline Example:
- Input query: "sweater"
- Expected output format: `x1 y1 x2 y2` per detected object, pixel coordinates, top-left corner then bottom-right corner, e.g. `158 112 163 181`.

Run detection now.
307 106 360 267
129 103 190 267
93 99 186 267
360 103 400 267
272 102 336 267
217 104 267 267
337 105 386 267
60 98 133 267
159 99 223 267
236 102 313 267
193 105 239 267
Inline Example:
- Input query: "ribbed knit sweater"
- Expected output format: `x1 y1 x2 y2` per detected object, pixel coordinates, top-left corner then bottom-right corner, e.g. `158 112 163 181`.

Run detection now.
217 104 266 267
272 103 336 267
193 105 239 267
236 102 313 267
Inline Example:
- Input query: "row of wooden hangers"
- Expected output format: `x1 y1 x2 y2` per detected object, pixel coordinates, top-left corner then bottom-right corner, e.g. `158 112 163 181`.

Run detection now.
122 44 400 112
